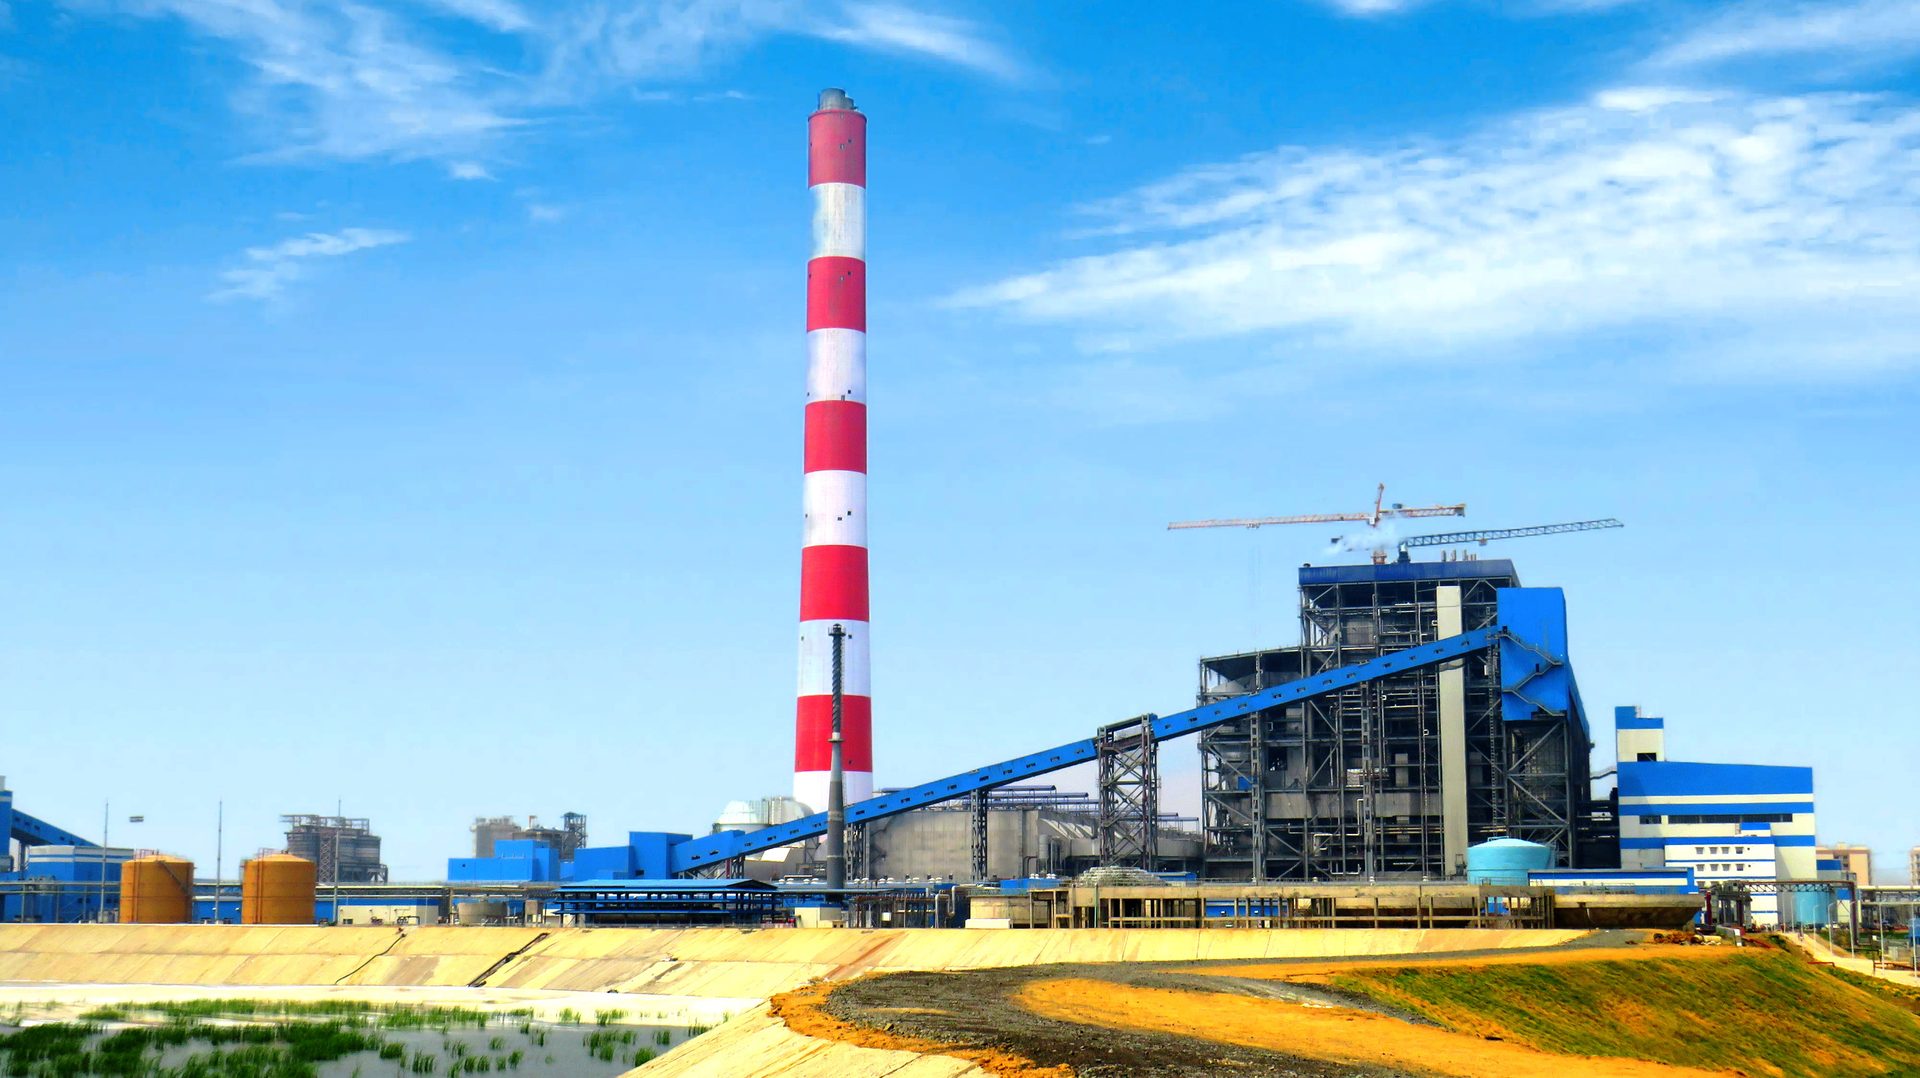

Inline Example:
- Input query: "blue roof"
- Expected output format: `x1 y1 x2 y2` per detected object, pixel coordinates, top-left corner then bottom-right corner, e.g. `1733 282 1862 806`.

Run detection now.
1619 760 1814 798
1297 559 1519 586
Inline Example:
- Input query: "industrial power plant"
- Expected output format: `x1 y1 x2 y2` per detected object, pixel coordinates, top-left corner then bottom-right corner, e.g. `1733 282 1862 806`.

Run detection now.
3 86 1916 1078
0 87 1893 933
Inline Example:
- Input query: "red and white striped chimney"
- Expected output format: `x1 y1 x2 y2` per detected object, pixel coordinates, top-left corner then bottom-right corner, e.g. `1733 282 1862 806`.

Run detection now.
795 88 871 812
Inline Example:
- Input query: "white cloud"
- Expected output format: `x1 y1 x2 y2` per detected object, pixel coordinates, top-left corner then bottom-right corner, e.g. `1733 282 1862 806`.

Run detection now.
525 202 566 223
1591 86 1725 112
67 0 521 161
63 0 1020 163
1650 0 1920 69
955 89 1920 382
808 3 1021 80
447 159 493 180
210 226 410 302
1307 0 1639 18
1318 0 1427 15
413 0 531 33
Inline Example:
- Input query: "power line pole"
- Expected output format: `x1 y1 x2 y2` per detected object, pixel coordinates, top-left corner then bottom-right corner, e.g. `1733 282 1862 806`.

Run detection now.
215 800 224 924
98 800 108 923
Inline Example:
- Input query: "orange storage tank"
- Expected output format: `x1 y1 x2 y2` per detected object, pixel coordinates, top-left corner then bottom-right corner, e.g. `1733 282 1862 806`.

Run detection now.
120 855 194 924
241 853 317 924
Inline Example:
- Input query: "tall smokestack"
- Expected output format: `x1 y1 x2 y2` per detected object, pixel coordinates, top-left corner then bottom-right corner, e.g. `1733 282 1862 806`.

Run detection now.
796 88 871 811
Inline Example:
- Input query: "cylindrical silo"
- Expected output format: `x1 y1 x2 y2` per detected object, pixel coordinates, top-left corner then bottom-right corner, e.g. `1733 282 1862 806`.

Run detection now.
241 853 317 924
120 855 194 924
796 87 873 813
1465 838 1555 885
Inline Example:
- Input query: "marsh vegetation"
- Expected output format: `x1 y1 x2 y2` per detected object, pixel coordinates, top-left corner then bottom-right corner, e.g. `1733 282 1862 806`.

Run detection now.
0 999 712 1077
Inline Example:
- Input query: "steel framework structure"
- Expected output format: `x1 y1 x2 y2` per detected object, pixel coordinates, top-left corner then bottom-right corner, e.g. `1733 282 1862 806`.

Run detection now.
1198 561 1596 881
282 815 389 885
1096 716 1159 870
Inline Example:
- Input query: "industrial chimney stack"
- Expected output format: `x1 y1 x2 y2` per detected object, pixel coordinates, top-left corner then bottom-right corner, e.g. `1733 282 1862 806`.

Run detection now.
796 88 872 811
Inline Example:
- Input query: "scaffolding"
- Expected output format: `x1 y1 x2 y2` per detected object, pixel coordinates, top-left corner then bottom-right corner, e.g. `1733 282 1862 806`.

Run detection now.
1198 559 1597 881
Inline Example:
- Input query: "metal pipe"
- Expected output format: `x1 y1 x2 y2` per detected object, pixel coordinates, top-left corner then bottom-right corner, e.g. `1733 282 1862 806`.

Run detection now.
826 623 847 891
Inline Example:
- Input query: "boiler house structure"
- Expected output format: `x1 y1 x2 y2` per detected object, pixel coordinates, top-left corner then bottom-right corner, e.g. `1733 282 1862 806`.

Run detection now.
1197 559 1613 881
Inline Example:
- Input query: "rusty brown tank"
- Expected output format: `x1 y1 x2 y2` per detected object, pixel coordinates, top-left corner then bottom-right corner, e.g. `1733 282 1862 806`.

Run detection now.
240 853 316 924
119 855 194 924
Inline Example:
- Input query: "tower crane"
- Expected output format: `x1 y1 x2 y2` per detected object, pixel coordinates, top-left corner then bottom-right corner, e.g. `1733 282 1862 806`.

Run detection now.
1331 518 1626 564
1169 483 1466 564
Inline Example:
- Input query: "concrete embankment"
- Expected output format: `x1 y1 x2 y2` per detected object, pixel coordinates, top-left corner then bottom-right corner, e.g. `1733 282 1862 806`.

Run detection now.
0 924 1585 997
0 925 544 988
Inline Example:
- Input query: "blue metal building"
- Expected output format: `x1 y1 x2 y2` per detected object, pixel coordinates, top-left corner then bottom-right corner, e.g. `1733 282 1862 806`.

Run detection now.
1615 707 1818 926
2 779 123 923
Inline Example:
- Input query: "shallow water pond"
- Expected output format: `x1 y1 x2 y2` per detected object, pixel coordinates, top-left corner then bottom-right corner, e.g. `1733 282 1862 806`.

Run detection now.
0 1000 710 1076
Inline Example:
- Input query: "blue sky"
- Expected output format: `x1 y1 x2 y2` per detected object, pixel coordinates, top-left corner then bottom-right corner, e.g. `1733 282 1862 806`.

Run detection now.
2 0 1915 882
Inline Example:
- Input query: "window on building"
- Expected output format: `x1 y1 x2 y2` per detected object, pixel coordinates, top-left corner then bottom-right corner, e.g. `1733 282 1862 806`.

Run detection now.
1640 815 1662 824
1637 752 1658 762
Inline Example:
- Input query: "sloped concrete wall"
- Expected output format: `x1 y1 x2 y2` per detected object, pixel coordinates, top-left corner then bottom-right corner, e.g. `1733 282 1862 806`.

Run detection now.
0 924 1585 997
0 925 545 988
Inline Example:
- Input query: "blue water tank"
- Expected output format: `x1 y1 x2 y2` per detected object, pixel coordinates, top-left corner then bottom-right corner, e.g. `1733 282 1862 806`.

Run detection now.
1465 839 1555 884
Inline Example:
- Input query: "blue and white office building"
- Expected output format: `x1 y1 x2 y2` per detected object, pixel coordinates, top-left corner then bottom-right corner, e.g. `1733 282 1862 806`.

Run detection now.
1615 707 1816 926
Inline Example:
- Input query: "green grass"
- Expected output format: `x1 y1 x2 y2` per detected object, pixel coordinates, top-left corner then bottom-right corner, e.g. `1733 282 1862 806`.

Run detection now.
108 999 492 1029
0 1015 384 1077
1328 947 1920 1078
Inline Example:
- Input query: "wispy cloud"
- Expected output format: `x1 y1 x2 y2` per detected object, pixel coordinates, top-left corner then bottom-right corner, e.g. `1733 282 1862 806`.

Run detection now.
413 0 532 33
1648 0 1920 69
62 1 1021 164
447 160 494 180
210 227 410 302
808 2 1021 80
955 89 1920 382
68 1 521 161
1315 0 1428 16
1308 0 1643 18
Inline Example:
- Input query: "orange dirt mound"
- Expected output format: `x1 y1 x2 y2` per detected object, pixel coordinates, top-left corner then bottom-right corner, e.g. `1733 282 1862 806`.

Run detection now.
1015 977 1722 1078
770 980 1073 1078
